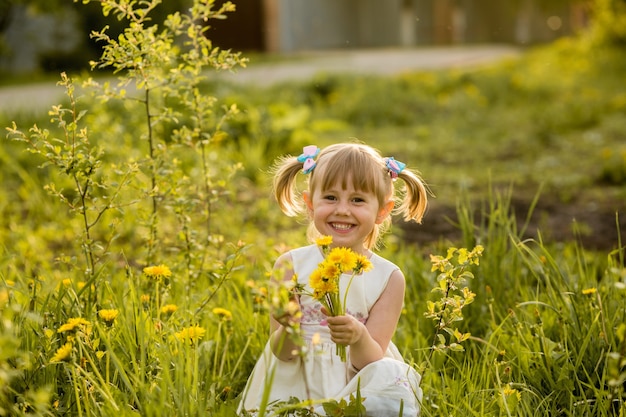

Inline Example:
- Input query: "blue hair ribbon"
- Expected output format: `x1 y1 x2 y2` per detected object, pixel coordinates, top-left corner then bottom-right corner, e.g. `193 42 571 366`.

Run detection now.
297 145 320 174
384 157 406 179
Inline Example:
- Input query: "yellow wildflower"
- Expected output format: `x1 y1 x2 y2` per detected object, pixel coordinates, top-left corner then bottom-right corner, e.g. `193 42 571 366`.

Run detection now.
58 317 91 333
175 325 206 344
309 267 338 297
98 309 119 326
315 235 333 248
503 385 521 401
161 304 178 316
0 289 8 308
143 264 172 280
582 287 597 295
354 253 373 274
212 307 233 321
327 247 357 272
320 260 341 281
51 343 73 363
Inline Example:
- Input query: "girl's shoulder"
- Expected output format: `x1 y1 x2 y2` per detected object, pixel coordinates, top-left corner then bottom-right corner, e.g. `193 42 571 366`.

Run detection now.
282 244 318 264
369 253 401 276
285 245 323 275
289 244 319 258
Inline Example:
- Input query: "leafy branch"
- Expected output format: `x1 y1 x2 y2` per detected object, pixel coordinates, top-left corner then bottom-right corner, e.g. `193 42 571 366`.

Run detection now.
424 245 483 359
6 73 137 288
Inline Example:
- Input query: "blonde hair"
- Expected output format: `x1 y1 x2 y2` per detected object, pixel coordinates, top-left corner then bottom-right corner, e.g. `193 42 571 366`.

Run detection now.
272 142 428 249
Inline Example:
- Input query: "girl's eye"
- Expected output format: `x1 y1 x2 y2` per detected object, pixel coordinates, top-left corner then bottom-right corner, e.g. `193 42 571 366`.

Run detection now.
323 195 337 201
352 198 364 203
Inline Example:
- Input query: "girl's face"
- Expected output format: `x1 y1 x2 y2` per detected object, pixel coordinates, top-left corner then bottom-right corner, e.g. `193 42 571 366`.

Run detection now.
304 180 393 255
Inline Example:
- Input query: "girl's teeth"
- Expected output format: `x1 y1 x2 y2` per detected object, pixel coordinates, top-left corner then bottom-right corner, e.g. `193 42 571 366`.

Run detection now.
332 223 351 230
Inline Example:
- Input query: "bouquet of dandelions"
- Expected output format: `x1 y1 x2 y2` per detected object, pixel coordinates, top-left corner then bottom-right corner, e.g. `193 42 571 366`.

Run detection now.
306 236 373 362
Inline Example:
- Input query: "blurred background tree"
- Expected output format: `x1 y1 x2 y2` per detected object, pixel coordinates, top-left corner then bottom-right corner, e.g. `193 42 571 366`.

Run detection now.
588 0 626 45
0 0 190 75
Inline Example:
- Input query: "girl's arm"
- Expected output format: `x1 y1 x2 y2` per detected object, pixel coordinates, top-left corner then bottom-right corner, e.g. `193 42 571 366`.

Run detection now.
269 252 301 361
326 269 405 370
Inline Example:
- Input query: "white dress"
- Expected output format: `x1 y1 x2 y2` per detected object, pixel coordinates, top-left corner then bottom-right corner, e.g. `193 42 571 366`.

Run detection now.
239 245 422 416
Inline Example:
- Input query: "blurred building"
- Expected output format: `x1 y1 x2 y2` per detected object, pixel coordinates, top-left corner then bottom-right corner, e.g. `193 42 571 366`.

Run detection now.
209 0 589 52
0 0 588 73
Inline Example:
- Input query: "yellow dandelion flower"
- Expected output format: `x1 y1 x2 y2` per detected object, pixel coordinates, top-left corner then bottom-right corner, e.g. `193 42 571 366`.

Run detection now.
312 277 338 297
140 294 150 304
503 385 521 401
143 264 172 280
51 343 73 363
309 268 323 288
315 235 333 247
0 289 8 308
161 304 178 316
354 253 373 274
98 309 119 325
327 247 357 272
58 317 91 333
320 260 341 281
175 325 206 344
582 287 597 295
212 307 233 321
62 279 72 288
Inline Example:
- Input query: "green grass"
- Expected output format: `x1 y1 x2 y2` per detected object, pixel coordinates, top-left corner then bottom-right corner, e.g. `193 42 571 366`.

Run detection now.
1 33 625 416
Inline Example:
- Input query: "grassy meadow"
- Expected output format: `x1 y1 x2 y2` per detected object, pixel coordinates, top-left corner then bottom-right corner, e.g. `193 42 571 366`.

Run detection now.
1 1 626 416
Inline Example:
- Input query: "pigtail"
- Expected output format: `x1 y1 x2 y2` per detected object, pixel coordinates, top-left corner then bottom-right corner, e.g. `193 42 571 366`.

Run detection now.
271 155 305 217
395 168 429 223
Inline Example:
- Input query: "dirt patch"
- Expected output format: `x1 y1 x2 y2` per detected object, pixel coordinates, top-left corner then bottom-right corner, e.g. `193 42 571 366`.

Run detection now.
400 190 625 252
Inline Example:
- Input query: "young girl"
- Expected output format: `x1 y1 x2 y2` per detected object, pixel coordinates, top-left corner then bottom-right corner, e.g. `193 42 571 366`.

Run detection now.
239 142 428 416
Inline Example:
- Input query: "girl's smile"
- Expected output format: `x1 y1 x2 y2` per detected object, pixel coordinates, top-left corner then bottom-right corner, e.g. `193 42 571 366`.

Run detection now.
330 222 353 231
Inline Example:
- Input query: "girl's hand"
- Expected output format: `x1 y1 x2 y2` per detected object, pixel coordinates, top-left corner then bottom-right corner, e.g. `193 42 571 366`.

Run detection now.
322 307 366 346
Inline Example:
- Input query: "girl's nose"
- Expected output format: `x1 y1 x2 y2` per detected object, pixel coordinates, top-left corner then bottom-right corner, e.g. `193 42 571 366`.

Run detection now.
335 201 350 215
